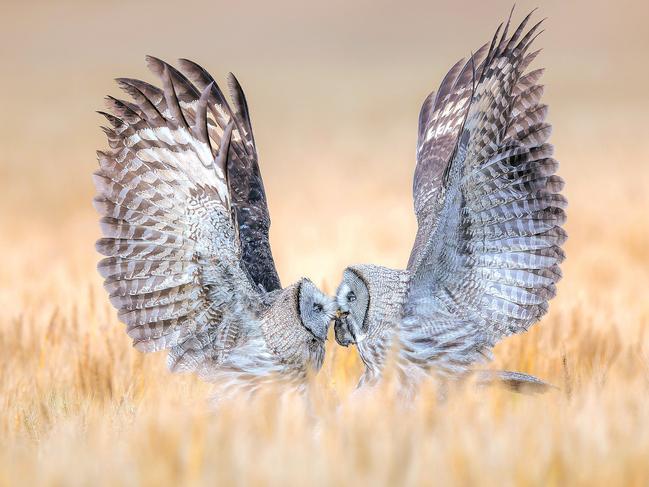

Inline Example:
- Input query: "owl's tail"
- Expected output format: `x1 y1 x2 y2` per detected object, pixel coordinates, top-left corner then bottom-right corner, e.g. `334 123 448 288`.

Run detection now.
473 370 556 394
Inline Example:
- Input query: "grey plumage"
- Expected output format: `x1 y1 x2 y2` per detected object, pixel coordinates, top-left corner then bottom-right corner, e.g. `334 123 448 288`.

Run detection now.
335 10 566 393
95 58 335 393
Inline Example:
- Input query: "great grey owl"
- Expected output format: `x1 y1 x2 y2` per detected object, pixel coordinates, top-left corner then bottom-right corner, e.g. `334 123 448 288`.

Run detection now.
334 10 566 392
94 57 336 392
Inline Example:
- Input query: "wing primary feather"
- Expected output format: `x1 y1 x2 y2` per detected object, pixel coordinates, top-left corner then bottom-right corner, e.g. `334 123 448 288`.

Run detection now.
227 72 257 151
115 78 165 124
516 19 546 53
417 90 436 147
215 121 235 191
114 78 164 106
146 55 201 101
432 58 465 111
518 49 543 76
452 43 489 91
178 60 256 159
177 58 281 293
194 82 213 151
519 26 546 56
178 60 239 128
161 64 190 129
104 96 141 123
505 9 537 52
480 22 504 82
96 111 124 129
442 51 478 187
495 4 516 55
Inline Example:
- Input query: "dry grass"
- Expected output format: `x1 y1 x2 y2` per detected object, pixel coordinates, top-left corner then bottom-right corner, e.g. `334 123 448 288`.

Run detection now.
2 131 649 487
2 0 649 485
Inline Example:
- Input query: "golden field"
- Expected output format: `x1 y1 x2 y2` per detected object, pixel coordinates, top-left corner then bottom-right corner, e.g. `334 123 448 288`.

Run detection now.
1 0 649 485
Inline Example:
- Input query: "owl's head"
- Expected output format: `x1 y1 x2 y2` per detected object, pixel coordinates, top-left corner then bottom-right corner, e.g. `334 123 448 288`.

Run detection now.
334 266 372 346
297 278 337 343
334 265 409 347
260 278 335 373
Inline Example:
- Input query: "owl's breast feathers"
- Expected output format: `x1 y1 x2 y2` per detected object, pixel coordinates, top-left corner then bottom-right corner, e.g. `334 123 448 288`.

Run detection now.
260 283 325 374
349 265 410 377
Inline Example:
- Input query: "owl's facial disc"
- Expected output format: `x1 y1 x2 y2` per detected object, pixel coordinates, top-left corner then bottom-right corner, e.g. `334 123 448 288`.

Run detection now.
298 279 336 341
334 268 370 347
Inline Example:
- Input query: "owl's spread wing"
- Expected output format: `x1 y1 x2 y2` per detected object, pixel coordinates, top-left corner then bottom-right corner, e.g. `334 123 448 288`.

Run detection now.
176 60 281 292
401 12 567 374
408 44 489 270
94 58 275 373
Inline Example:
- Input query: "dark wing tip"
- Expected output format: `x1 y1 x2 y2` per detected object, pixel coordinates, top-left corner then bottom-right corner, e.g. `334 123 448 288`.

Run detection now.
144 55 167 77
226 72 240 88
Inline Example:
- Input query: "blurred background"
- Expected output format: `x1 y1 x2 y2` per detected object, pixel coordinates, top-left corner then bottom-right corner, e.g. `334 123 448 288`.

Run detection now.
2 0 647 290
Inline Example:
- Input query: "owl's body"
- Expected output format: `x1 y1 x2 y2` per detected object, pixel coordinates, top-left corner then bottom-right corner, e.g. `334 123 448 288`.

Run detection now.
258 282 327 374
335 10 566 393
335 265 409 386
183 281 327 388
95 57 335 395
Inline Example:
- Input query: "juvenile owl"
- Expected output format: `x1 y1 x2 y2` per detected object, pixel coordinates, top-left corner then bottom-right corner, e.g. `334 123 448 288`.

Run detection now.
94 57 336 393
335 10 566 392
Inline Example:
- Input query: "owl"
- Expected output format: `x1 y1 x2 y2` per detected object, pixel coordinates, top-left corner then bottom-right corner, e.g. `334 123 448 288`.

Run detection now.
94 56 336 393
334 10 566 393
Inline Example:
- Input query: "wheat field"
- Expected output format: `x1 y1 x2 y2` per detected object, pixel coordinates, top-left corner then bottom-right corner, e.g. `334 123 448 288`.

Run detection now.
1 0 649 485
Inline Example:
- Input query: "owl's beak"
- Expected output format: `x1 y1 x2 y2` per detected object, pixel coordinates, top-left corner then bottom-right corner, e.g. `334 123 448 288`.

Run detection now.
334 311 355 347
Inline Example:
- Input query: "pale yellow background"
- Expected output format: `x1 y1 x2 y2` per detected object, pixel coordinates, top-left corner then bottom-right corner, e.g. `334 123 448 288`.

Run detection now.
2 0 647 287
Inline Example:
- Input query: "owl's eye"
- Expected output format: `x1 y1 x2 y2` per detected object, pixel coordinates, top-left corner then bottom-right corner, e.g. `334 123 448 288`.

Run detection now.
312 302 323 313
347 291 356 302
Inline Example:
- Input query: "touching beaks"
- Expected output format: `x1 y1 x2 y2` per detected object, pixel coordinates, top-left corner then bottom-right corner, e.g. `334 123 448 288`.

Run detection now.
334 309 349 319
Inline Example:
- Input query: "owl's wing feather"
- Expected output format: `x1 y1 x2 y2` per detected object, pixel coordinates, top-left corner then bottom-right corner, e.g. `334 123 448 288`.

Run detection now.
402 12 566 375
177 60 281 292
408 43 490 270
95 58 272 373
